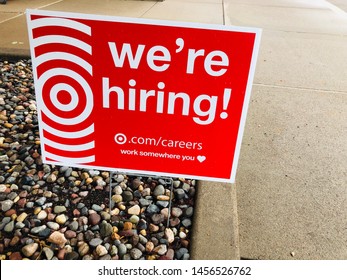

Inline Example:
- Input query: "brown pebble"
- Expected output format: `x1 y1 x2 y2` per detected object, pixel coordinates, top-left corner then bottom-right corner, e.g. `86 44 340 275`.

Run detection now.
9 236 20 247
5 209 16 217
145 241 155 253
119 230 135 237
149 223 159 232
65 230 77 239
57 248 66 260
19 190 28 198
123 222 133 231
47 213 56 221
70 193 79 199
16 198 26 208
181 239 189 248
166 248 175 260
88 213 101 226
9 251 22 260
73 209 80 217
111 232 121 240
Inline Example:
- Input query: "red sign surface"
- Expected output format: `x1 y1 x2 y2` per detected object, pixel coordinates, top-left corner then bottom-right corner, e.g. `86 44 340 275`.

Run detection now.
27 9 261 183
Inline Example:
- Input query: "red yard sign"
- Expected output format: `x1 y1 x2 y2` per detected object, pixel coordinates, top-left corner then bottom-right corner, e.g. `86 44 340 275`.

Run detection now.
26 9 261 183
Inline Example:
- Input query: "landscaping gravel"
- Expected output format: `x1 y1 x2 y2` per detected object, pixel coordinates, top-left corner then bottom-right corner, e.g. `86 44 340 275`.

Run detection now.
0 59 195 260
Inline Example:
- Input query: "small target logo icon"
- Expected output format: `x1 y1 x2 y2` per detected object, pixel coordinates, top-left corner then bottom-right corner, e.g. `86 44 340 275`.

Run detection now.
114 133 127 145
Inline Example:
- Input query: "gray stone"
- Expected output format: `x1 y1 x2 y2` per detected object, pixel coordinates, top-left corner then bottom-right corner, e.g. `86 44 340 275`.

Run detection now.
182 218 192 228
89 238 103 247
130 248 142 259
65 251 80 260
110 245 118 256
122 190 133 202
81 207 89 216
26 201 34 208
122 254 131 260
91 204 103 212
0 217 11 229
118 244 127 256
184 206 194 217
115 174 125 183
57 177 65 185
182 183 190 192
7 192 17 200
15 222 25 229
24 156 35 166
4 220 14 232
43 165 51 173
68 220 79 231
53 205 66 214
0 154 9 161
64 167 73 177
176 248 188 260
101 211 111 221
88 170 100 177
132 178 142 190
35 197 46 206
43 247 54 260
5 177 16 184
139 198 151 207
175 189 186 200
77 202 85 209
146 204 160 214
151 214 165 225
139 235 148 245
1 199 14 211
156 201 169 208
31 225 47 234
129 215 140 224
47 222 60 230
0 184 7 192
100 221 113 238
38 228 51 238
153 185 165 196
99 254 112 260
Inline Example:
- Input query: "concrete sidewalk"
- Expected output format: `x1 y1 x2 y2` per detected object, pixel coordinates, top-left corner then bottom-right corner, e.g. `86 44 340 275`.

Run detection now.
228 0 347 259
1 0 347 260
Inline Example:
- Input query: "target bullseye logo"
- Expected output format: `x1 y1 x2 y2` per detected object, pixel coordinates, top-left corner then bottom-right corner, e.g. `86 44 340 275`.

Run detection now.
114 133 127 145
51 85 78 111
29 15 95 164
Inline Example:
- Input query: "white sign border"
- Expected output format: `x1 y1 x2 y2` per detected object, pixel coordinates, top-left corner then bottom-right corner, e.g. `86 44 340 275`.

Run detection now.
26 9 262 184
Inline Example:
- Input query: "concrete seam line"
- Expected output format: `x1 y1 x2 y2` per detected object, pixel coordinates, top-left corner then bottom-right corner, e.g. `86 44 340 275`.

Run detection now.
254 83 347 95
232 183 241 259
322 0 347 18
190 180 240 260
139 1 160 18
37 0 64 10
0 13 23 24
222 0 232 26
